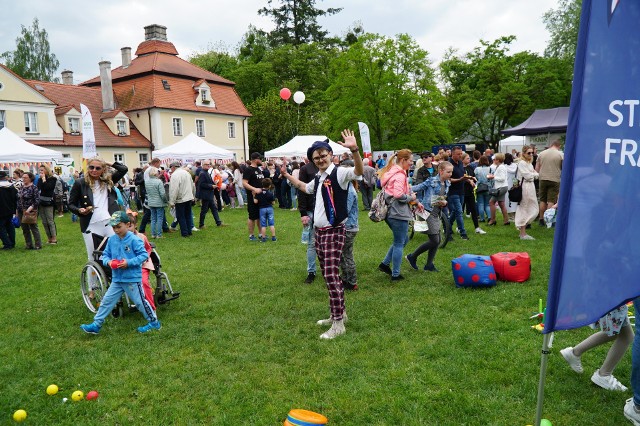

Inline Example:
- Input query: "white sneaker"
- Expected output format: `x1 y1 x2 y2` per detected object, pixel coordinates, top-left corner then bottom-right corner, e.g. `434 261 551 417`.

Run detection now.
191 227 200 232
317 313 348 326
475 227 486 234
520 234 535 240
560 347 583 373
320 320 345 339
624 398 640 425
591 370 627 391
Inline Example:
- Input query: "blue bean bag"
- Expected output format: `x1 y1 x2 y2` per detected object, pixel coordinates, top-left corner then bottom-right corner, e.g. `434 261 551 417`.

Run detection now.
451 254 497 288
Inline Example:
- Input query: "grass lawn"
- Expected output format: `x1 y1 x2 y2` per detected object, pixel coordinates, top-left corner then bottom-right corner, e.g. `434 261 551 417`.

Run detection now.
0 202 631 425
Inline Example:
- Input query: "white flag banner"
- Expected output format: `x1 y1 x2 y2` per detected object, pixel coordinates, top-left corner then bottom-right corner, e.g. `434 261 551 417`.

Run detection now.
81 103 97 159
358 122 372 156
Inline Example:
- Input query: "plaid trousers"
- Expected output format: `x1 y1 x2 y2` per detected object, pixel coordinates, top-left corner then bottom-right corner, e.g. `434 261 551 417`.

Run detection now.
315 225 346 321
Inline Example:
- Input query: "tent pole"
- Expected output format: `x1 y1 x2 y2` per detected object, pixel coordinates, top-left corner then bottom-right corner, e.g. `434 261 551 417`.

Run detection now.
534 332 552 426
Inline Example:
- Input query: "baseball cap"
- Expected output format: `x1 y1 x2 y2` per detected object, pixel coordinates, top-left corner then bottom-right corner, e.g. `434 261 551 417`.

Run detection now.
109 211 130 226
250 152 262 160
169 161 181 168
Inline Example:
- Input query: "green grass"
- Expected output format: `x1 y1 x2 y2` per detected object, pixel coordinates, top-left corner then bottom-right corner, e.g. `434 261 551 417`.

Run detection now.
0 203 631 425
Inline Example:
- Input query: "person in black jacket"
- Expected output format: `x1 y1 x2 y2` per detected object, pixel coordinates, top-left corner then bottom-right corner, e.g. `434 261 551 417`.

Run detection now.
0 170 18 250
196 161 224 228
37 164 58 244
68 157 128 259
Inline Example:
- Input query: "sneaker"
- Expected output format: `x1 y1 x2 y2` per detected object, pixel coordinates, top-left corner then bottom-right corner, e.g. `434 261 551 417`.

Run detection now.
249 235 257 241
424 264 439 272
624 398 640 425
378 263 392 275
520 235 535 240
304 272 316 284
271 236 277 242
391 274 405 281
320 320 345 340
191 227 200 232
260 237 267 243
80 322 101 335
460 234 469 240
405 254 418 270
475 227 486 234
168 227 177 233
317 313 348 326
591 370 627 391
138 320 162 334
344 283 359 291
539 219 545 227
560 347 583 373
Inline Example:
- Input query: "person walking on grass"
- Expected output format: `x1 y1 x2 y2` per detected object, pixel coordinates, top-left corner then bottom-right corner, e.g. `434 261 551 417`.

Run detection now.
281 130 363 339
37 164 59 245
446 146 471 241
80 211 161 335
405 162 452 272
514 146 539 240
197 161 225 229
487 153 510 226
168 161 195 238
561 304 633 392
377 149 419 281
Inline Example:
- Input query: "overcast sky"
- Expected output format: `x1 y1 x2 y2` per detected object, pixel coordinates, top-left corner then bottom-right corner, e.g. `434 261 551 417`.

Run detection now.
0 0 559 84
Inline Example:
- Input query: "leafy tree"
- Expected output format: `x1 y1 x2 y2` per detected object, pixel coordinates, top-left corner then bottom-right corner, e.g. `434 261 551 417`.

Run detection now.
238 25 271 63
543 0 582 63
440 37 572 150
258 0 342 47
1 18 59 82
327 33 449 152
189 44 239 77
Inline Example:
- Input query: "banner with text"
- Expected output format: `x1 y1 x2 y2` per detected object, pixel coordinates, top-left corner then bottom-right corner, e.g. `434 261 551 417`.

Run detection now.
545 0 640 332
81 103 97 160
358 122 372 158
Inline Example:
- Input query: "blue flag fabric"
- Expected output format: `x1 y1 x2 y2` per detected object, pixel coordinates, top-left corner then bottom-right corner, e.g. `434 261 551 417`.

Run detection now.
545 0 640 333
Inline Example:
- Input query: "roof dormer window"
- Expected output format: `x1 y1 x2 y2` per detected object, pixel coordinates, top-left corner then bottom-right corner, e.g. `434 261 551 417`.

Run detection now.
201 89 209 103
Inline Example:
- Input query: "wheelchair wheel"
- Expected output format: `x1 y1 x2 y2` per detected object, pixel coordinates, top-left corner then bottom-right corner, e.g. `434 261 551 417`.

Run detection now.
81 261 108 313
439 211 451 249
155 272 179 305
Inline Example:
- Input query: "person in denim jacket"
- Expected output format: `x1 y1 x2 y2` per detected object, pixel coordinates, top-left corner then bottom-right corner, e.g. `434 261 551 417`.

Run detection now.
405 162 453 272
339 179 360 291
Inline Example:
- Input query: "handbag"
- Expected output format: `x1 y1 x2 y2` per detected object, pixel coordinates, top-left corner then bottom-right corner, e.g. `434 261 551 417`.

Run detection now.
21 210 38 225
488 187 500 197
476 182 489 193
39 195 54 206
508 169 524 203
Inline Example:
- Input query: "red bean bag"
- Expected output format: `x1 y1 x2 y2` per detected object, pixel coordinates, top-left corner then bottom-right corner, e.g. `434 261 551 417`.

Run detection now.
451 254 497 288
490 252 531 282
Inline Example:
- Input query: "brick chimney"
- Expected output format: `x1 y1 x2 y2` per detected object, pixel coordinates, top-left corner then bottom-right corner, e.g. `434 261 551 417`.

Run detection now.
121 47 132 67
144 24 167 41
99 61 114 112
61 70 73 85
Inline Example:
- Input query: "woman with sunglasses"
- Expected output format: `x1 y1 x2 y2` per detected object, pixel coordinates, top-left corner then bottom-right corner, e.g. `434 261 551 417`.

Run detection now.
69 157 128 259
514 146 539 240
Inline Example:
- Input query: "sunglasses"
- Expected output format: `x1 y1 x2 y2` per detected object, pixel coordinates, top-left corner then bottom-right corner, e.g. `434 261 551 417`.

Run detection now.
526 152 534 155
88 165 103 171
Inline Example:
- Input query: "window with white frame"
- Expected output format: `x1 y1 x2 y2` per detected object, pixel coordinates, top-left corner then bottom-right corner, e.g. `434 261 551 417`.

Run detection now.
0 110 5 130
68 117 80 133
196 119 205 137
201 89 209 102
172 118 182 136
228 122 236 139
24 112 38 133
139 153 149 166
117 120 127 135
114 153 124 163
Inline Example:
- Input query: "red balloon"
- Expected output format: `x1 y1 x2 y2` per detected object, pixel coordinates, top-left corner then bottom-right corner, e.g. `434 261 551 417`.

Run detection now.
279 88 291 100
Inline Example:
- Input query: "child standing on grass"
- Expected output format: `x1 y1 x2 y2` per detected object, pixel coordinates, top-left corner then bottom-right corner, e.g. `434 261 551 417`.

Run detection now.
254 178 277 242
80 211 160 335
560 304 633 391
339 176 359 291
126 210 156 311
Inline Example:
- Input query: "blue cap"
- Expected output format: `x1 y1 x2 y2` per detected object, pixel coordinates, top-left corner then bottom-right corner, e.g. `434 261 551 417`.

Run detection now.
109 211 130 226
307 139 332 162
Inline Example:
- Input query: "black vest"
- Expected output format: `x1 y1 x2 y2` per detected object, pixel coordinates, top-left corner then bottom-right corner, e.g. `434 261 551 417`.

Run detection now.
314 167 349 227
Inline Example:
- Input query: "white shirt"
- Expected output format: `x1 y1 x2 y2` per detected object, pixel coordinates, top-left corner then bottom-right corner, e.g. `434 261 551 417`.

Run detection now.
90 182 110 224
305 163 358 228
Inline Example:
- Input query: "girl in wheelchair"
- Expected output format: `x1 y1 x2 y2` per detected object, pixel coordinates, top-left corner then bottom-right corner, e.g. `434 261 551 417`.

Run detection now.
125 209 156 311
80 211 161 335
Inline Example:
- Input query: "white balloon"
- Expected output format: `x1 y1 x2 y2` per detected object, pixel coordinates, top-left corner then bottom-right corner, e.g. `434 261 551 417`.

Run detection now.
293 91 306 104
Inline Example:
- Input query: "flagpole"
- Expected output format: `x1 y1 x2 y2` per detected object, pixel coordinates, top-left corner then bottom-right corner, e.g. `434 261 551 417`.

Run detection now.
534 332 552 426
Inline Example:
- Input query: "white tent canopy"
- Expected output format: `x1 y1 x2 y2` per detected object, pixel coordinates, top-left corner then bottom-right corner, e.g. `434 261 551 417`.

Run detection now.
0 127 64 163
265 135 350 159
152 133 234 161
498 135 526 153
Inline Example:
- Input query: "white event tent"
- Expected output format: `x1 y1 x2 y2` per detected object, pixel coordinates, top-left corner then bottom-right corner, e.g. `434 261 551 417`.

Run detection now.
0 127 63 166
152 133 234 163
265 135 350 159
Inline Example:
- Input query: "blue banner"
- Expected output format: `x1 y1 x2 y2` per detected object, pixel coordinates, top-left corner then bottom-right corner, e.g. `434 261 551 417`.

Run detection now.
545 0 640 332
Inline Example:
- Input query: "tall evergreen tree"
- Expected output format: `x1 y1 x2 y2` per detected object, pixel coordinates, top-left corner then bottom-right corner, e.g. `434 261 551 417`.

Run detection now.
1 18 59 82
258 0 342 46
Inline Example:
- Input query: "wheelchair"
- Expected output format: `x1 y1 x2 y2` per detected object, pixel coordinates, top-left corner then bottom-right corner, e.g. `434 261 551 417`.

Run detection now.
80 235 180 317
